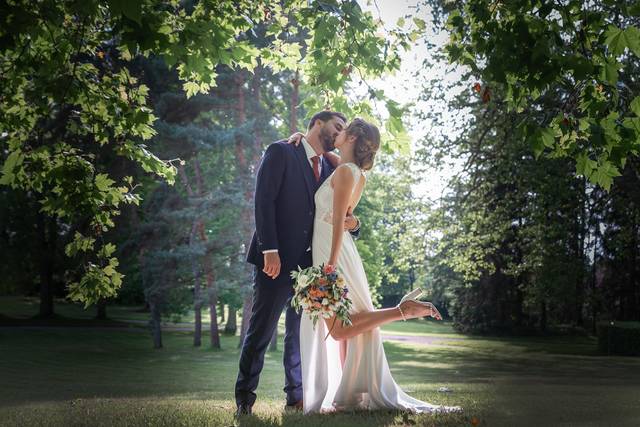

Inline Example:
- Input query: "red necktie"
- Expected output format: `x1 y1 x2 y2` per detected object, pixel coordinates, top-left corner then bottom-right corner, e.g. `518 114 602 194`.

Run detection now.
311 155 320 182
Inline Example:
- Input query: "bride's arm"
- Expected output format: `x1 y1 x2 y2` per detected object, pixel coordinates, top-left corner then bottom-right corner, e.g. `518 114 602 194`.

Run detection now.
327 166 355 266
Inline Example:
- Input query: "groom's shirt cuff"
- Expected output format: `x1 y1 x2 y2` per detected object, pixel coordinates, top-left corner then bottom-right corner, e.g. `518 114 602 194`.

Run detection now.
262 249 278 254
351 217 361 233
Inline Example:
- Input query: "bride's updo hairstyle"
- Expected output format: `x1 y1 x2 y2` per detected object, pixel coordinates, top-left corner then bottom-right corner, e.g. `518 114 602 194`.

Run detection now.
347 118 380 171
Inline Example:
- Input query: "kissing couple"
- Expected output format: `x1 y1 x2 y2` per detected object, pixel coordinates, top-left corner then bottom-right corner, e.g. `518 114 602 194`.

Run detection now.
235 111 461 416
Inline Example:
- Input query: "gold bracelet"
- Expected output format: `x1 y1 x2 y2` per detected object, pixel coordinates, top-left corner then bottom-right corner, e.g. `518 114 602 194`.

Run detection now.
397 304 407 322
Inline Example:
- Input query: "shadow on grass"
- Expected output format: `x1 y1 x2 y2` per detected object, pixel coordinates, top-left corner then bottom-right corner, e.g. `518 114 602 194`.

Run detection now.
384 339 640 387
235 408 468 427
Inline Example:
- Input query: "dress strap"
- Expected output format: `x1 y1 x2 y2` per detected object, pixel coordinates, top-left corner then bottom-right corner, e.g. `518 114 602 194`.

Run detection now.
341 162 362 184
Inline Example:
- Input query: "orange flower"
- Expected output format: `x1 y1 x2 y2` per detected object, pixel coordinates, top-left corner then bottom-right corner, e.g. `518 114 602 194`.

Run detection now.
309 288 325 299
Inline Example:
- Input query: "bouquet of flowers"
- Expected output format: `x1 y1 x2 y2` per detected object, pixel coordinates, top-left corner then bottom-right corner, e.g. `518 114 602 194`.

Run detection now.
290 263 353 334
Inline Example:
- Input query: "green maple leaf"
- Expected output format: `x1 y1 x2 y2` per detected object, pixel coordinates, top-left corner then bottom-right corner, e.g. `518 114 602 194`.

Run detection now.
605 26 627 56
605 25 640 57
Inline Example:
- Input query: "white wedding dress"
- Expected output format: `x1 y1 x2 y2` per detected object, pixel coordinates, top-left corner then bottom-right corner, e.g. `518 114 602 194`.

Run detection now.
300 162 461 414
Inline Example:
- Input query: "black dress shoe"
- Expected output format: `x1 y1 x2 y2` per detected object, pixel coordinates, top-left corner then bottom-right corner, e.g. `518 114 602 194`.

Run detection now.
236 403 253 416
284 400 303 412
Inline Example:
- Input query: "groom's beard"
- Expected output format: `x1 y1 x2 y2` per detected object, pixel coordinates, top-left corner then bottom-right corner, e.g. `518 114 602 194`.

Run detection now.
319 128 336 152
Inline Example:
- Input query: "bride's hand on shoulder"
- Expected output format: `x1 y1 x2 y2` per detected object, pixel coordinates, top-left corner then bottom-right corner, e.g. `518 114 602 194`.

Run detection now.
287 132 305 146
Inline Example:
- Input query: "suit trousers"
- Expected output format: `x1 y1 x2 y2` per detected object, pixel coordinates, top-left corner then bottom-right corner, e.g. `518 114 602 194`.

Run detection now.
235 250 313 407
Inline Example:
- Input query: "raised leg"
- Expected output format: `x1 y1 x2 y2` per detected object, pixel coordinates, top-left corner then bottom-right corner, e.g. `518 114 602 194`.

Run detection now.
326 301 436 341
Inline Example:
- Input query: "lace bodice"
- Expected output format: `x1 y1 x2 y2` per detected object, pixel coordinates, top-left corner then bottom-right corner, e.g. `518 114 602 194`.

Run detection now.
315 162 362 226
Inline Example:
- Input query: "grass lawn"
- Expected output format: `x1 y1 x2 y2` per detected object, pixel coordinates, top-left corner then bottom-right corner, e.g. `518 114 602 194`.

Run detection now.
1 298 640 426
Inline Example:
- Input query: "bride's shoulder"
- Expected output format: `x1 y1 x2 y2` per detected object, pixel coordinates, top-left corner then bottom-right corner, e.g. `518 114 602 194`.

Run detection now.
335 162 359 174
332 163 363 186
333 163 354 176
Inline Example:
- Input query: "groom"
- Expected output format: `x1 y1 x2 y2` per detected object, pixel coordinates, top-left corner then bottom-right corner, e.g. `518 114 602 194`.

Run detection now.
235 111 360 415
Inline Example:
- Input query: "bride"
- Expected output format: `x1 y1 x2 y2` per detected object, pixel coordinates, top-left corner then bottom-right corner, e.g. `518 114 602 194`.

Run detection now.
297 118 461 414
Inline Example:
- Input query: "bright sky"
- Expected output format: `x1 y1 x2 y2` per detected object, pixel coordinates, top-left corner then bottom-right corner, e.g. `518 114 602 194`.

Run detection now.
358 0 468 203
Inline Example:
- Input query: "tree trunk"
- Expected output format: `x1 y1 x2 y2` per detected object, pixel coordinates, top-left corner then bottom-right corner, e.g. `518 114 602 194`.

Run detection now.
620 220 636 321
539 300 547 333
514 281 524 327
234 73 247 166
575 176 587 327
179 164 204 347
209 289 221 349
96 298 107 320
149 300 163 349
591 215 600 335
631 221 639 321
37 213 55 318
219 301 225 324
290 70 299 134
193 282 202 347
225 305 237 335
191 157 221 349
252 67 263 161
190 221 202 348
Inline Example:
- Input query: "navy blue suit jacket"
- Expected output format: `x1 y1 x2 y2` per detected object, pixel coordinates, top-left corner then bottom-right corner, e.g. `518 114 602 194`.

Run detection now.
246 140 338 275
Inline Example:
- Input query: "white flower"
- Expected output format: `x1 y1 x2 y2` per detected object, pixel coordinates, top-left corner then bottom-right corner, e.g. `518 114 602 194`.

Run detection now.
296 274 311 287
322 298 329 305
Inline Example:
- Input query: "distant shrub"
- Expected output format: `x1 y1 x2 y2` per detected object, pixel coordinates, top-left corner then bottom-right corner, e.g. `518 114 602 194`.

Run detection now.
597 322 640 356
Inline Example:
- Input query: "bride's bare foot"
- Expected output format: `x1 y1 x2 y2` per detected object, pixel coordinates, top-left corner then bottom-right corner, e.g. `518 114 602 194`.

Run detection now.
399 300 443 320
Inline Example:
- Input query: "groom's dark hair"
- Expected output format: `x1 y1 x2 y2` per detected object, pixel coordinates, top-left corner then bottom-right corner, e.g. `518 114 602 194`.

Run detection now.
307 110 347 131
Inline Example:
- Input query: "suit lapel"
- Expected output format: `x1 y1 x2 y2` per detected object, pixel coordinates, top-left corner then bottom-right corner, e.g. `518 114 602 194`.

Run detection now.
294 143 316 205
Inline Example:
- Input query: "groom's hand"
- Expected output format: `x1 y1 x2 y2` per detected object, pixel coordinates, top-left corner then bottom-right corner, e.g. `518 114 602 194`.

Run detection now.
263 252 281 279
344 212 359 232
